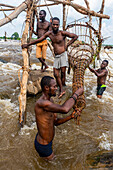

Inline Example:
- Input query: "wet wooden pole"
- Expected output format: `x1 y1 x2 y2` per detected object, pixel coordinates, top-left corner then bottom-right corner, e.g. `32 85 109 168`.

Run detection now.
19 1 33 127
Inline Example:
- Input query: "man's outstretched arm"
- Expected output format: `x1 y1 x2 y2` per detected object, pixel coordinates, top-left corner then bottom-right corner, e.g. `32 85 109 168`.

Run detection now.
37 87 83 114
88 66 95 73
22 32 49 48
89 67 107 77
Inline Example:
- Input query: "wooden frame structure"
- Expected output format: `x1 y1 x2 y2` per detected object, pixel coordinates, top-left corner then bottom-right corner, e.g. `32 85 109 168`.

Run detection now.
0 0 110 126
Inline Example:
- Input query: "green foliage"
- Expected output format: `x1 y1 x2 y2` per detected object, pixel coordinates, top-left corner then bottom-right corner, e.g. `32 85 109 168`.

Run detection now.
11 32 19 40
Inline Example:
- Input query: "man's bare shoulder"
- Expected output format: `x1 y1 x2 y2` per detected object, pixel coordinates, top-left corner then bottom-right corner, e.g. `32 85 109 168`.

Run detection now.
43 30 52 37
60 30 73 38
58 30 65 34
105 69 108 74
45 20 50 24
61 30 67 34
35 97 53 108
102 68 108 73
61 30 70 35
98 68 108 75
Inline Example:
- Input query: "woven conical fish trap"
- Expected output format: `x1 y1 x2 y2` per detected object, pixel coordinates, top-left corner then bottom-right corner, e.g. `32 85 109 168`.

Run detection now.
68 41 94 111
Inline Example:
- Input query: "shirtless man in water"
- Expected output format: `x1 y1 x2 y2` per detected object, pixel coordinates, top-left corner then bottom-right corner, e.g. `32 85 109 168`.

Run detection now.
22 17 78 98
89 60 108 98
32 10 50 72
34 76 83 160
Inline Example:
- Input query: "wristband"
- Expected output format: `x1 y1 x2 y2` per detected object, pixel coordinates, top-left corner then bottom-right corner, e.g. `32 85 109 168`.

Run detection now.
70 95 77 103
74 92 79 98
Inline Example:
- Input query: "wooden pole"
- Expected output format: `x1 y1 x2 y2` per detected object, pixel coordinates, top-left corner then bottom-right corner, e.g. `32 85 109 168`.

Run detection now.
97 0 105 59
19 0 33 127
5 31 7 41
63 4 66 30
0 3 16 8
0 8 15 11
84 0 92 46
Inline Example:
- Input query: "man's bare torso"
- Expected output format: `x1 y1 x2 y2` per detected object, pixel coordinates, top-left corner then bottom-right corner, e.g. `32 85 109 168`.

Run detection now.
37 20 50 38
48 30 66 55
35 97 55 144
97 68 108 85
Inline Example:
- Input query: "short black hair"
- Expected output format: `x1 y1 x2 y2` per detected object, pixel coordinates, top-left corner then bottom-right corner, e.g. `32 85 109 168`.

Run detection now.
52 17 60 23
40 10 46 16
41 76 54 91
103 60 108 65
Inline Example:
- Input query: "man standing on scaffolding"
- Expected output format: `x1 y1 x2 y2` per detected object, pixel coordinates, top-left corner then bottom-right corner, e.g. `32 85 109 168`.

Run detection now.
32 10 50 72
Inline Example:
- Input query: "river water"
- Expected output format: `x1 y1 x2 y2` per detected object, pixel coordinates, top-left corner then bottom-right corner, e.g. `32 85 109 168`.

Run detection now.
0 40 113 169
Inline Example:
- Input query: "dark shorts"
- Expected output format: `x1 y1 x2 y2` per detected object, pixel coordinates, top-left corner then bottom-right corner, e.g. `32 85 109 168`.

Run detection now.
34 133 53 157
97 84 106 96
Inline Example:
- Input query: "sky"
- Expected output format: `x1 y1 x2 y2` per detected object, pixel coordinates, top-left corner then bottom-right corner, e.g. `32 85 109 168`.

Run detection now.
0 0 113 45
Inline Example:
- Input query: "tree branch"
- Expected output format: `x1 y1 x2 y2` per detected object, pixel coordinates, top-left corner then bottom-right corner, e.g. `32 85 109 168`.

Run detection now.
48 0 110 19
0 0 32 27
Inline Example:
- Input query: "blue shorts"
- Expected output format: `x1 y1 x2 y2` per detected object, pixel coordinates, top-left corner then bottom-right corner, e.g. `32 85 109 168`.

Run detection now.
97 84 106 96
34 133 53 157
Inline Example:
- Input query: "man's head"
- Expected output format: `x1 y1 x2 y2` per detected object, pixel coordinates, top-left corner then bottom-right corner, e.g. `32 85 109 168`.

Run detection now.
39 10 46 21
52 17 60 32
41 76 57 96
101 60 108 69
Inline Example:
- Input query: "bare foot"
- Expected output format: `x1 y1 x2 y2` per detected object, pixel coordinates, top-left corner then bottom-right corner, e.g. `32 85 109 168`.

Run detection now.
58 91 66 98
41 68 43 72
41 65 49 72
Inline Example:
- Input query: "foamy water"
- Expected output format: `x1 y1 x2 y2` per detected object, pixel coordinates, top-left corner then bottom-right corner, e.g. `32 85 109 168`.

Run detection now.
0 41 113 169
99 132 113 150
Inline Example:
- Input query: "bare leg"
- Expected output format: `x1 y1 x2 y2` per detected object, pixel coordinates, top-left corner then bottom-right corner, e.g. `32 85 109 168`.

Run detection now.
53 68 65 98
43 152 56 161
41 43 48 71
61 66 66 86
41 59 44 70
97 95 102 99
38 58 49 72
